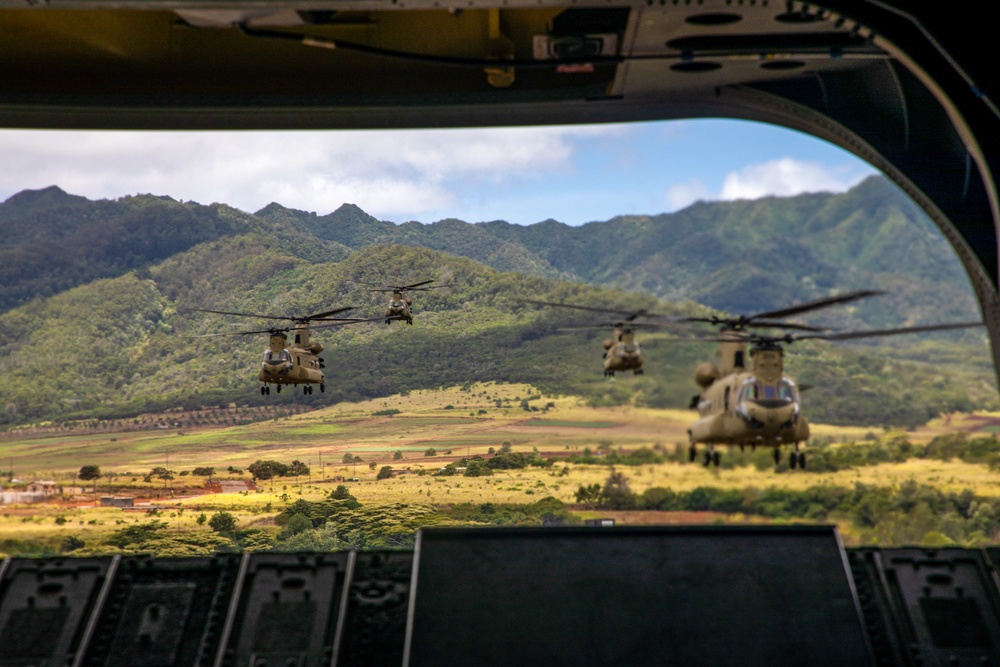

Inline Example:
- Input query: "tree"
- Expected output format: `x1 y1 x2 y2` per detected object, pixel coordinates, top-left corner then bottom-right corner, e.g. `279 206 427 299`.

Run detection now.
575 483 601 509
464 460 493 477
208 511 238 536
368 461 377 471
78 465 101 481
196 513 207 525
288 460 310 477
280 513 313 540
424 448 437 457
342 453 355 465
600 469 637 510
192 466 215 477
376 466 394 480
248 459 288 481
145 466 175 488
393 450 403 460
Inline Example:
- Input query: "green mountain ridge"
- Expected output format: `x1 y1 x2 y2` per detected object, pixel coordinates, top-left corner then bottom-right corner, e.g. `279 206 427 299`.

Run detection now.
0 178 994 429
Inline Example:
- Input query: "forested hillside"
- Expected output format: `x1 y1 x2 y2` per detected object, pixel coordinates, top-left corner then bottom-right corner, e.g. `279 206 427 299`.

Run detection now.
0 179 994 429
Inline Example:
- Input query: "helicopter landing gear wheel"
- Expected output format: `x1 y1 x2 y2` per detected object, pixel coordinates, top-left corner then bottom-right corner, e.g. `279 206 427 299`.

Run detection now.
789 452 798 469
703 451 712 467
276 385 281 393
798 452 806 469
688 445 697 463
260 386 266 395
773 448 780 465
320 383 325 393
408 319 413 325
712 451 721 467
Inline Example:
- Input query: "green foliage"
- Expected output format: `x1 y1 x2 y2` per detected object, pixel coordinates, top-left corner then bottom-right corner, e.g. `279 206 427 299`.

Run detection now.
463 459 493 477
192 467 215 477
208 511 238 536
376 466 394 480
279 513 314 540
393 450 403 460
288 460 310 476
106 520 170 548
373 409 401 417
599 470 637 510
78 465 101 481
443 497 576 527
326 485 362 509
575 484 601 508
271 500 442 550
247 460 289 480
62 535 85 553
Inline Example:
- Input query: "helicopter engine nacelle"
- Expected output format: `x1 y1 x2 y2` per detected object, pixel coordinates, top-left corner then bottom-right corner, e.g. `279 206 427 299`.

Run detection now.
308 342 324 354
694 363 720 388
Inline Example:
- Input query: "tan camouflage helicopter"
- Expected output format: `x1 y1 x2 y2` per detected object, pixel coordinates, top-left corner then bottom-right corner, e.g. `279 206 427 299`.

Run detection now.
676 290 983 469
190 306 391 395
520 299 677 376
355 279 447 325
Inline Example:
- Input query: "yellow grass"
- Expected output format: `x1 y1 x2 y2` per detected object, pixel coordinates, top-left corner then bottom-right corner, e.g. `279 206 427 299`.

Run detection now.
0 382 996 550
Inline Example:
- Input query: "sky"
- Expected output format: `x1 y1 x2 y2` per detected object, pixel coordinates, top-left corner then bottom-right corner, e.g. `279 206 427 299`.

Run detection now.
0 118 878 226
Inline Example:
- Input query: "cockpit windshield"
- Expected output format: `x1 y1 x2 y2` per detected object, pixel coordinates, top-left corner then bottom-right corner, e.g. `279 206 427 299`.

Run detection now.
742 378 797 408
263 349 290 364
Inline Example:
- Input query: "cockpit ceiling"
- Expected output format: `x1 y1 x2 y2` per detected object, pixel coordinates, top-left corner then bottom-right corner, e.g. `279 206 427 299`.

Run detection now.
0 3 887 129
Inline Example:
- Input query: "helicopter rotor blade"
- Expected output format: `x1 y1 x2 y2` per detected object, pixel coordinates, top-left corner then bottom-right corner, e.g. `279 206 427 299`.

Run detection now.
735 320 828 332
310 316 403 330
183 327 290 338
793 321 984 342
519 299 672 320
402 280 436 289
745 290 883 322
305 306 355 320
187 307 293 321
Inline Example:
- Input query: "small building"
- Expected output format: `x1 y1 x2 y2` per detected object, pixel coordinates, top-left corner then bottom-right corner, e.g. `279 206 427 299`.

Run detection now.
26 480 59 495
584 518 616 527
0 491 45 505
99 496 135 508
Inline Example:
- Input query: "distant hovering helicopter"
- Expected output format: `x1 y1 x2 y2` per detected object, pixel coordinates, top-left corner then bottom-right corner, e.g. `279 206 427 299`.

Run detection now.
355 279 447 325
190 306 390 395
676 290 983 469
520 299 676 376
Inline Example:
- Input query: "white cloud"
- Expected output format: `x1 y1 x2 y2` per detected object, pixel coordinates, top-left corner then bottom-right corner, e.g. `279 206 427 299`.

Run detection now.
720 158 867 200
0 125 621 218
666 179 712 210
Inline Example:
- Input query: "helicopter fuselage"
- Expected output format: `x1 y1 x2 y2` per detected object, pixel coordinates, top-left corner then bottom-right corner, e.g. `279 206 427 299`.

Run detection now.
688 371 810 447
385 294 414 324
257 327 325 394
602 328 643 376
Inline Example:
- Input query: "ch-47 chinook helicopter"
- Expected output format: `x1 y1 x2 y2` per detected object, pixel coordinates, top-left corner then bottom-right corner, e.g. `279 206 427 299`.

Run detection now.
355 279 447 325
520 299 677 376
190 306 389 395
676 290 984 469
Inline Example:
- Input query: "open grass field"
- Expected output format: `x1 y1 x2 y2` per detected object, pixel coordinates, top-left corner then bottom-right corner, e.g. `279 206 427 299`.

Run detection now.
0 382 998 552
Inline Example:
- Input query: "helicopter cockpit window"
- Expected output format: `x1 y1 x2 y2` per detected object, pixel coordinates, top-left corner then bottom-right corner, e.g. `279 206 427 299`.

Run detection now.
263 350 290 364
742 379 797 408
